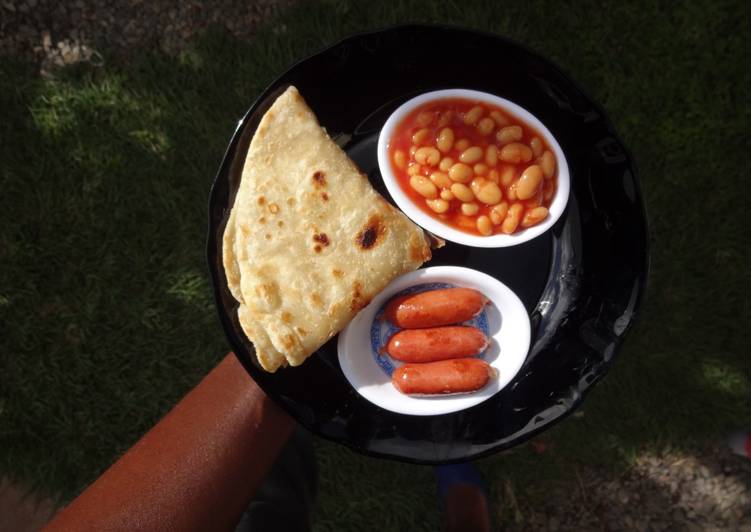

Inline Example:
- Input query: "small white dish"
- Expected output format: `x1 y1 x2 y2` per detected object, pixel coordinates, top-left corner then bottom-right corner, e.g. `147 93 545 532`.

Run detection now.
337 266 531 416
377 88 570 248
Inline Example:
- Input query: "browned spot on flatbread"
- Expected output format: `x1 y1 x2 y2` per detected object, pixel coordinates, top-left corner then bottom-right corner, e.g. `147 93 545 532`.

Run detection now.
355 215 386 250
254 283 279 307
265 234 272 240
310 292 322 308
240 223 251 237
268 203 280 214
313 233 330 247
312 171 326 187
321 192 329 201
332 269 344 278
296 327 308 337
313 245 322 253
350 280 370 312
281 334 297 351
258 196 266 205
327 301 341 317
277 220 284 228
281 311 292 324
259 217 266 224
287 197 296 206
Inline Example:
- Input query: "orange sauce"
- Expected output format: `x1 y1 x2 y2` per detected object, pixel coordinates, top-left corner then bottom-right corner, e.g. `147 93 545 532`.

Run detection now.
388 98 558 236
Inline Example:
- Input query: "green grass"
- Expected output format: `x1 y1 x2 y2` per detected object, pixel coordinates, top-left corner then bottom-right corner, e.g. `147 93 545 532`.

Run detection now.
1 0 750 529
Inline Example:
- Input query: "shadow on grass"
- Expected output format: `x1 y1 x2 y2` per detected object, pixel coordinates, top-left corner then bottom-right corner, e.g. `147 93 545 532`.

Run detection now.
0 33 281 500
1 0 750 530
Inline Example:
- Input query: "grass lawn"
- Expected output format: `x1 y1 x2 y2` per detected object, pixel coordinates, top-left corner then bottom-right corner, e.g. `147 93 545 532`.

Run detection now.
1 0 750 529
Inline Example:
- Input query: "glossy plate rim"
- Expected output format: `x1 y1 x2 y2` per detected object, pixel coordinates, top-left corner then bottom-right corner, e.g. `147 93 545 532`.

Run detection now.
205 23 650 464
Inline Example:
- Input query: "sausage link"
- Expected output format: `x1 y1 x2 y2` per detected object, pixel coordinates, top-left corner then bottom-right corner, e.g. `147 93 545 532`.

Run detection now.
392 358 496 395
384 288 487 328
387 326 488 363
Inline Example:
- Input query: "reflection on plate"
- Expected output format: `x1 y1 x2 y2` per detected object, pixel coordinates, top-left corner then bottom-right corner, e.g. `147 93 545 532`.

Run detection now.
338 267 530 416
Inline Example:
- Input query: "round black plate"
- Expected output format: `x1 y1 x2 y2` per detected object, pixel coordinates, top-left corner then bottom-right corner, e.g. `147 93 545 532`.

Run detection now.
206 25 648 464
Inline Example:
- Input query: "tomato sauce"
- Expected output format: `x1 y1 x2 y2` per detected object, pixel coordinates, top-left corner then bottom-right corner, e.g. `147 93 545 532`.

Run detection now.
387 98 558 236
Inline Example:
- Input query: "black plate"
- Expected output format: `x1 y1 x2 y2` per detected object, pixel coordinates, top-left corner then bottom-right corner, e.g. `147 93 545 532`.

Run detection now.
206 25 648 464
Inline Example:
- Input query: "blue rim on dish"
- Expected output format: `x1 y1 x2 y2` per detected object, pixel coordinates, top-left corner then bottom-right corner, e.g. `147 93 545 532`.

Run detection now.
206 24 649 464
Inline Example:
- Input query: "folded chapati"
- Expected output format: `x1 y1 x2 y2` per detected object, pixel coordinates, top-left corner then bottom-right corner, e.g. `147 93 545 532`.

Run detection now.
223 86 432 372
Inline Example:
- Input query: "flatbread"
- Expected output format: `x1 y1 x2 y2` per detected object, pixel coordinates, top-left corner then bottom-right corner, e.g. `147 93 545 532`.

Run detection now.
223 86 432 372
222 206 244 304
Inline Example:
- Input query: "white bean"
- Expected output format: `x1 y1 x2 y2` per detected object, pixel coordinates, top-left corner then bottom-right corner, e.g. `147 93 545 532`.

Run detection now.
541 150 556 178
412 128 430 145
437 128 455 153
464 105 485 125
450 183 475 202
516 165 543 200
476 215 492 235
448 163 473 183
426 198 449 213
461 202 480 216
477 117 495 135
430 171 453 189
410 176 438 198
415 146 441 166
496 125 523 144
459 146 483 164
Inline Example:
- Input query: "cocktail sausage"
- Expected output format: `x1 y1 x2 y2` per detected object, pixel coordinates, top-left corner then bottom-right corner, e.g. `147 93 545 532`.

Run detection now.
392 358 495 395
384 288 487 328
386 326 488 363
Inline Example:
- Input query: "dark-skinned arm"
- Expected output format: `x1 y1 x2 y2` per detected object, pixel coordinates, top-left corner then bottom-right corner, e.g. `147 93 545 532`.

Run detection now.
45 353 294 531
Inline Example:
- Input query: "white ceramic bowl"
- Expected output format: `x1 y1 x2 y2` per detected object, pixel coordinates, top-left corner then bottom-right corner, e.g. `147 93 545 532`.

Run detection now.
377 89 570 248
337 266 531 416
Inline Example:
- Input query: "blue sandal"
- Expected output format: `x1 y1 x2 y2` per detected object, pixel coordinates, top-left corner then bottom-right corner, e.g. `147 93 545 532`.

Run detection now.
435 462 486 501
